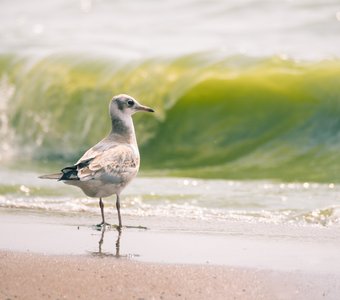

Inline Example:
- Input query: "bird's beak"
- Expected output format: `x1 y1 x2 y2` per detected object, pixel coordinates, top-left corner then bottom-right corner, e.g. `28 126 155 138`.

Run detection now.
136 104 155 113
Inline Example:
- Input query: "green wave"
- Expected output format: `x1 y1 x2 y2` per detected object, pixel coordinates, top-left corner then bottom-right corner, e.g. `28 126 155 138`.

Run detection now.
1 54 340 182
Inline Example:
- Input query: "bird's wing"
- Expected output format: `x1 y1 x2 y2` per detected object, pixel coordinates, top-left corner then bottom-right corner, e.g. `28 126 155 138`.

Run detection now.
76 137 112 164
76 144 140 183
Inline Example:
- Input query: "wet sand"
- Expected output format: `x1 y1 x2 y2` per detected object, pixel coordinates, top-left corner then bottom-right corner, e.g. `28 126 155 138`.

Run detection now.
1 250 340 300
1 209 340 299
1 209 340 272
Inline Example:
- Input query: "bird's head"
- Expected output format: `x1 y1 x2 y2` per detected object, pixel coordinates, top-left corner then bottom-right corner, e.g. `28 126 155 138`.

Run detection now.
110 94 154 118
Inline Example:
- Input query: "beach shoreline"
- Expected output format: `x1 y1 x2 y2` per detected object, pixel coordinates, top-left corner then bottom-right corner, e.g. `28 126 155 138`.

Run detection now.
1 208 340 271
1 209 340 299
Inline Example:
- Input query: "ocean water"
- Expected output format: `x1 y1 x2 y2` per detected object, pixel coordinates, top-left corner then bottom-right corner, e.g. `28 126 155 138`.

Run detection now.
0 168 340 227
1 0 340 60
1 0 340 226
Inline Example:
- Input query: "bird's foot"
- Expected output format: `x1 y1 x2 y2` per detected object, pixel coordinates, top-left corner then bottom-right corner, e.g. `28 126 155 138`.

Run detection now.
111 224 122 231
94 222 111 230
124 225 148 230
93 223 147 231
109 224 147 230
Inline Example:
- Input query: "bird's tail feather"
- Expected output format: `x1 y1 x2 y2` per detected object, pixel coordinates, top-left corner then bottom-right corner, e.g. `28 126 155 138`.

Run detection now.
39 173 62 180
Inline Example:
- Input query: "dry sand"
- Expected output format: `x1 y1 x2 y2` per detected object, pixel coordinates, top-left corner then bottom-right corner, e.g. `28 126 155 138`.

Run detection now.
1 250 339 300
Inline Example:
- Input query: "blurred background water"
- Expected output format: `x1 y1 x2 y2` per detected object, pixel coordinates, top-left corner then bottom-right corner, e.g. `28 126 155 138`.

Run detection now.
1 0 340 60
1 0 340 226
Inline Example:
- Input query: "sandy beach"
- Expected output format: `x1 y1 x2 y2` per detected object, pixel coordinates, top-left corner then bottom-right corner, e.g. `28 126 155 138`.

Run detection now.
0 250 270 300
1 250 340 300
1 209 340 299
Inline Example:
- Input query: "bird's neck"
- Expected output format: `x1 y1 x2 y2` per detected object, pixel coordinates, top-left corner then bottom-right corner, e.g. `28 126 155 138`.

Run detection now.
110 114 137 145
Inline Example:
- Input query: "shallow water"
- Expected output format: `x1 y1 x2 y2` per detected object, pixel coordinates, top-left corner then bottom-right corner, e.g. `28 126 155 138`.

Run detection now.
1 209 340 273
0 168 339 226
1 166 340 271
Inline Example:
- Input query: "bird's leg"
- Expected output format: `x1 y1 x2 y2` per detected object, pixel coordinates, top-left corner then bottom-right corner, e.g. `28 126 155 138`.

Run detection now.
98 225 106 253
99 197 105 224
116 194 122 228
96 198 110 227
115 227 122 257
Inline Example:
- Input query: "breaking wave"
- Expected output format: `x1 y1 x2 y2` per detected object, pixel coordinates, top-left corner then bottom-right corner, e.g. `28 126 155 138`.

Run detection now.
1 54 340 182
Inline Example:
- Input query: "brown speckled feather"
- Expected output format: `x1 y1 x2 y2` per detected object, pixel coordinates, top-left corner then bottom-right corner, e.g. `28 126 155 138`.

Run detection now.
77 144 140 183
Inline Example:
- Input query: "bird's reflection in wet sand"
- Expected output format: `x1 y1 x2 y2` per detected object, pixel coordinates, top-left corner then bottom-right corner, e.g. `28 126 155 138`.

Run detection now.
91 226 122 258
90 226 143 258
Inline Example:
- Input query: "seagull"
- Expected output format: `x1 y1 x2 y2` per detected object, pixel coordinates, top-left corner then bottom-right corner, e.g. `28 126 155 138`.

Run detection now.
40 94 154 228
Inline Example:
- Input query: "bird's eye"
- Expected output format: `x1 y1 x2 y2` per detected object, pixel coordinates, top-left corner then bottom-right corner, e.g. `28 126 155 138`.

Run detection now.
127 100 134 107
